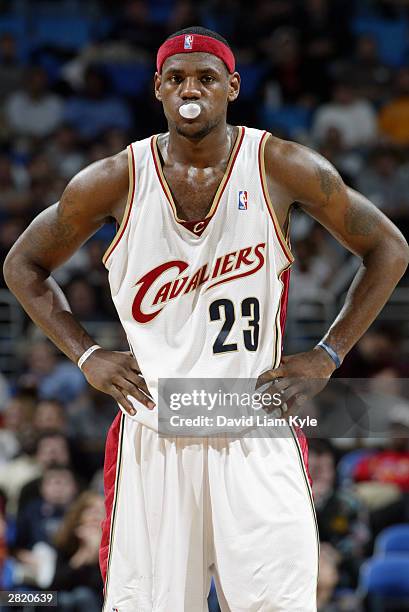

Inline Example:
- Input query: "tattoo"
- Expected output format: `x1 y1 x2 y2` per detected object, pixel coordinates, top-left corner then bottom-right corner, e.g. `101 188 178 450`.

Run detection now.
315 165 342 206
345 200 378 236
56 200 79 248
27 197 80 260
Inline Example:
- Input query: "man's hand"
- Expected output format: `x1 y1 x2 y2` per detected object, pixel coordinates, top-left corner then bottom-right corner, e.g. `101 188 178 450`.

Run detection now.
81 350 154 416
256 347 336 415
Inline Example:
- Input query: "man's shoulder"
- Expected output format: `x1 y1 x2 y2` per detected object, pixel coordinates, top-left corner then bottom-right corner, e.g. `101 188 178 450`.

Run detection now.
68 148 129 195
263 134 320 179
262 133 342 204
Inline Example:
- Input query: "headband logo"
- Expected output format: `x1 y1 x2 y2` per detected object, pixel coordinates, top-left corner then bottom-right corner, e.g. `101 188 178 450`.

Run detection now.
184 34 194 50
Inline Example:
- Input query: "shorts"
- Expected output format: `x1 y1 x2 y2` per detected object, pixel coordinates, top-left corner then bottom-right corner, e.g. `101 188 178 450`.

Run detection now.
100 412 319 612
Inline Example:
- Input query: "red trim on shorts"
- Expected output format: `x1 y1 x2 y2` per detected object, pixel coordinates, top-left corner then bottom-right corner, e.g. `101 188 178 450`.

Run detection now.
294 426 312 487
278 267 312 486
99 411 123 587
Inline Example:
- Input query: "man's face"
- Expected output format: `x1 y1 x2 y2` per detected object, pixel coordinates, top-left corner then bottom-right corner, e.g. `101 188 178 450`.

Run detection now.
154 52 240 139
36 436 70 467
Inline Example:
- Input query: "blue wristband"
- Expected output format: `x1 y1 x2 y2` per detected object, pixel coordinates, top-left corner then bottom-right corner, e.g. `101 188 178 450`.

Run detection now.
317 341 341 369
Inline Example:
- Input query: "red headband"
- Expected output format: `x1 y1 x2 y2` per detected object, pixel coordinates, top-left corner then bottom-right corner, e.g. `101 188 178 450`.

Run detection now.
157 34 235 74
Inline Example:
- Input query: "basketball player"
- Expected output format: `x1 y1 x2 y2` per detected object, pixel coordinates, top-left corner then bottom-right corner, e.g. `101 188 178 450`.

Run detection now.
4 27 409 611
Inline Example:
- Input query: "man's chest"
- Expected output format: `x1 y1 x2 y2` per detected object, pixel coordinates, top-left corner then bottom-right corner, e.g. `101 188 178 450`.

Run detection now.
162 165 227 221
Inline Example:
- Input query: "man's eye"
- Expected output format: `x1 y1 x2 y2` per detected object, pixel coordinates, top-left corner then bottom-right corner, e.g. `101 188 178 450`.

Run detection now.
170 75 182 83
201 76 215 83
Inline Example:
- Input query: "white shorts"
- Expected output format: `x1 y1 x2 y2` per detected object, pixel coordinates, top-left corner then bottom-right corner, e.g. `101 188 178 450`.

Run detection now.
100 412 319 612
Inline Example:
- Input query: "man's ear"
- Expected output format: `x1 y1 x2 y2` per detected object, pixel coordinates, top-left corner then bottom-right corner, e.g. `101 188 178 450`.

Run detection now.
227 72 240 103
154 72 162 101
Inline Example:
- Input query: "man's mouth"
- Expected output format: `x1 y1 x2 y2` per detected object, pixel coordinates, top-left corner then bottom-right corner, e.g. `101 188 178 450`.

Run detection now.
179 103 201 119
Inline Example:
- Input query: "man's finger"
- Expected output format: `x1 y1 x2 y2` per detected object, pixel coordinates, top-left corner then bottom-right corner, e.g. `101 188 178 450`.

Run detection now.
110 386 136 416
123 371 153 399
256 366 285 388
118 378 155 410
280 382 306 405
127 356 142 374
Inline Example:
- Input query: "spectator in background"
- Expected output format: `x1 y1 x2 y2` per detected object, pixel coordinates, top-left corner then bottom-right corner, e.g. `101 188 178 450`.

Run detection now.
64 276 108 323
0 33 24 103
289 235 334 302
336 322 406 378
318 126 363 183
67 387 117 481
0 393 36 461
11 465 78 589
19 340 86 405
50 491 105 610
44 124 85 180
63 66 133 140
14 464 78 551
316 543 340 612
0 372 9 412
32 400 67 434
16 430 72 516
379 67 409 145
296 0 353 100
354 405 409 493
332 35 392 106
312 80 378 148
309 439 371 587
0 154 30 219
0 219 26 287
356 146 409 231
108 0 165 54
4 66 63 138
262 27 317 106
0 395 38 512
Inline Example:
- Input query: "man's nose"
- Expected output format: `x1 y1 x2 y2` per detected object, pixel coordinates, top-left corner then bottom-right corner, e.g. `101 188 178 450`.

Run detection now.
180 77 201 99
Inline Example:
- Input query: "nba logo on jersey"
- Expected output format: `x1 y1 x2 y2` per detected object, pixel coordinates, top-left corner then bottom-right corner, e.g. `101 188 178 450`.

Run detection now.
238 190 248 210
184 34 194 49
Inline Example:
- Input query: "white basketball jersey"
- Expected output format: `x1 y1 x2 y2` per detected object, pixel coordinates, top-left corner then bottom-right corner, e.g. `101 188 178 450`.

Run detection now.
102 126 294 430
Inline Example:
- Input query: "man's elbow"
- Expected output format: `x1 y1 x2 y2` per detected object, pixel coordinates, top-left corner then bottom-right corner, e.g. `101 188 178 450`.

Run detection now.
3 247 20 293
385 233 409 278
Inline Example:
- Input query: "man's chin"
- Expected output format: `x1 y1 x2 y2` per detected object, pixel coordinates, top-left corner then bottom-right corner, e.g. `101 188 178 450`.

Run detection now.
175 121 214 140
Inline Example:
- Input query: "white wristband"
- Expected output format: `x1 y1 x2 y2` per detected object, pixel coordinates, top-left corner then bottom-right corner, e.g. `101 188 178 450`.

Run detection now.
77 345 101 370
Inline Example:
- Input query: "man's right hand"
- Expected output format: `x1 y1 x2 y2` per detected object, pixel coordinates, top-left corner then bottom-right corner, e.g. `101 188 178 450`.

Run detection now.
81 350 154 416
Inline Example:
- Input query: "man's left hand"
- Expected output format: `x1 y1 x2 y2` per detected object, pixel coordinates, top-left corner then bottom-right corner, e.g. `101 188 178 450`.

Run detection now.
256 347 337 414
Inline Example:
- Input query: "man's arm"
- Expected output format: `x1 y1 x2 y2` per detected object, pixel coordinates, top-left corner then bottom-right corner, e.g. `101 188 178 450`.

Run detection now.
262 136 409 385
3 150 153 415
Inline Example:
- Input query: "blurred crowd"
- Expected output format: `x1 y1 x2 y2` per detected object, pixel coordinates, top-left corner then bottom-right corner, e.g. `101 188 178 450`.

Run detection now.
0 0 409 610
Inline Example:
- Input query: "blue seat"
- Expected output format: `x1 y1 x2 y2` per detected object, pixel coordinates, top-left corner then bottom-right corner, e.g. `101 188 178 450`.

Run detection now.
0 15 27 60
260 105 312 139
149 0 176 24
353 16 408 67
359 555 409 599
0 15 26 37
30 16 92 50
336 448 376 486
375 525 409 555
236 64 266 100
103 62 151 97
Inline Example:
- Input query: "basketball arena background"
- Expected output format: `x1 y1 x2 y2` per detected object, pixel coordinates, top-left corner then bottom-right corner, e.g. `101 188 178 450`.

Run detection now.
0 0 408 610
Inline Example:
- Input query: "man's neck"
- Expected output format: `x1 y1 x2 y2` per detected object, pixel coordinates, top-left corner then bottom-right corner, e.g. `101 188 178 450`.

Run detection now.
164 122 234 168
